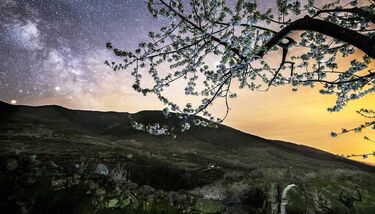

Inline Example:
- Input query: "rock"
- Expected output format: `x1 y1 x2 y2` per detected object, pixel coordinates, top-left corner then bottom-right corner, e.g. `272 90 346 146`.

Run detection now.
74 163 80 169
6 159 18 171
49 161 58 168
121 198 131 207
95 164 109 175
96 188 106 195
208 163 215 169
107 198 119 208
126 154 134 159
51 178 67 189
29 155 37 162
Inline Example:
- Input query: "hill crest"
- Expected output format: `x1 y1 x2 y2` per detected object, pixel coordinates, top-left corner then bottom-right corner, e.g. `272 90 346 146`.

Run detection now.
0 100 374 172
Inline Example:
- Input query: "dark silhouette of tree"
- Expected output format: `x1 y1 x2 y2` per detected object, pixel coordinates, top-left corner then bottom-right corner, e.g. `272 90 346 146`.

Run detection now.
106 0 374 151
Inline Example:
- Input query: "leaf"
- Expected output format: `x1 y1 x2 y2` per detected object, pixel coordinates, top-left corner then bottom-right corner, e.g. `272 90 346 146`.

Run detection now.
147 0 158 18
106 42 112 50
236 0 244 12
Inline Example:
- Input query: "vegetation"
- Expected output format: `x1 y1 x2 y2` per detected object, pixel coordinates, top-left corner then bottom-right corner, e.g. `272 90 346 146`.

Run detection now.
1 102 375 213
106 0 375 158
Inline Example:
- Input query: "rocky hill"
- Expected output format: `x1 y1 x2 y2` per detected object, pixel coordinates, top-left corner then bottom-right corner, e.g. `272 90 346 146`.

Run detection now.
1 101 374 213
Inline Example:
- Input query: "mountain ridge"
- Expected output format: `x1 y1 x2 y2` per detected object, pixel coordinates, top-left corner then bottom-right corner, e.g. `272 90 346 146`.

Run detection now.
0 100 373 172
2 100 375 213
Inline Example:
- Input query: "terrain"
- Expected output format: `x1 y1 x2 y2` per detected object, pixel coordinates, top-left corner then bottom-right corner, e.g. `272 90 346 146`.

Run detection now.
0 100 375 214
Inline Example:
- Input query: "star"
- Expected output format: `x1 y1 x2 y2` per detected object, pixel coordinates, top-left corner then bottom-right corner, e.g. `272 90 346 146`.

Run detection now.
0 0 155 104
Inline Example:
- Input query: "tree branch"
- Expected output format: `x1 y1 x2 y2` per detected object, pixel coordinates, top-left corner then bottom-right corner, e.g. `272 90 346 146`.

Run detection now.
256 16 375 59
268 39 295 86
158 0 246 60
313 7 375 23
300 72 375 85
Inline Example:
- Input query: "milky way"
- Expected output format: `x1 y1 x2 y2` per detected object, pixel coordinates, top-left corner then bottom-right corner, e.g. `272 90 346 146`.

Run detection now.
0 0 278 107
1 0 374 162
0 0 165 104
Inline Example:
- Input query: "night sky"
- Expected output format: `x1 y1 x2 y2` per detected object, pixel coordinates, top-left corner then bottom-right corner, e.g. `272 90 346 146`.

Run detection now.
0 0 278 106
1 0 374 162
0 0 164 104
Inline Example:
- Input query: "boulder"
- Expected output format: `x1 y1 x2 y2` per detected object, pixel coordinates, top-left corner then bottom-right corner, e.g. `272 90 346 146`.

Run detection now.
95 164 109 176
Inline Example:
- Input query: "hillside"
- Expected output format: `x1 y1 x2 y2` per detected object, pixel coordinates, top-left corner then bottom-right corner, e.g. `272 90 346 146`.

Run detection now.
1 101 375 213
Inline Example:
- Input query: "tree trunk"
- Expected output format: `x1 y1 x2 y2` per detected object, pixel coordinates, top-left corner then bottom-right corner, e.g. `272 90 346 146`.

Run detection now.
259 16 375 59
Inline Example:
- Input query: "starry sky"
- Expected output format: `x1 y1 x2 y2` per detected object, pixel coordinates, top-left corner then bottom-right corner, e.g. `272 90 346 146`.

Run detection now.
0 0 374 163
0 0 162 104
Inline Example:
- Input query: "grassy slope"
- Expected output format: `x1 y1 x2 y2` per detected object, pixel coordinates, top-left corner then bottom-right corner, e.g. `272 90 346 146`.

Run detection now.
1 101 375 213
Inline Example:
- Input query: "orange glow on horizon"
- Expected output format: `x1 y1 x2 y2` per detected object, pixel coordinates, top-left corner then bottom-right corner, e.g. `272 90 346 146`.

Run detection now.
22 18 375 165
25 81 375 164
